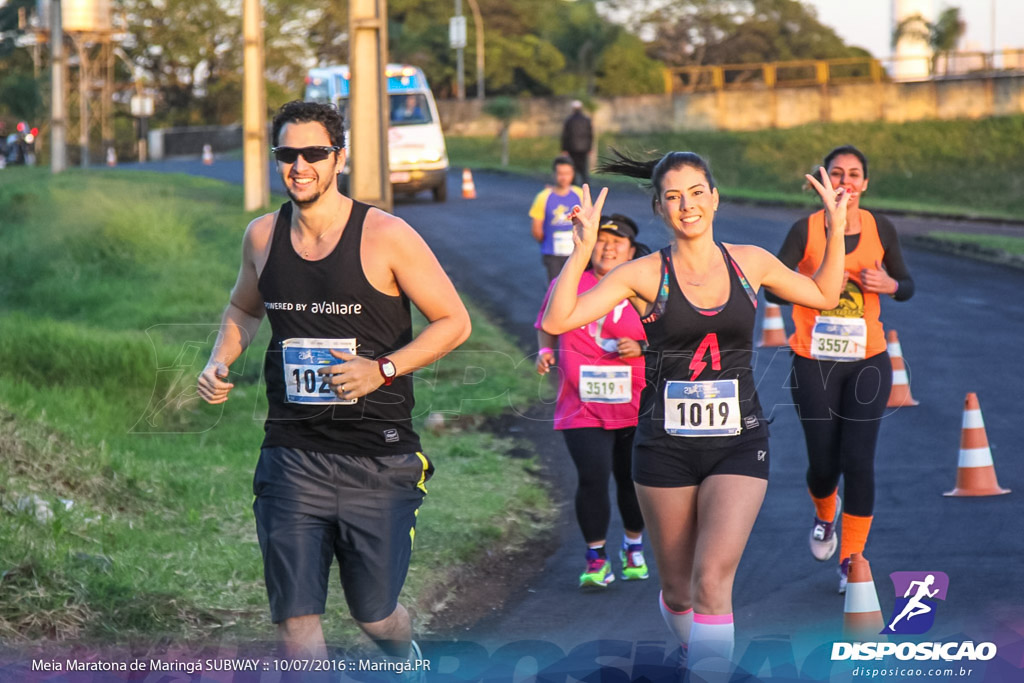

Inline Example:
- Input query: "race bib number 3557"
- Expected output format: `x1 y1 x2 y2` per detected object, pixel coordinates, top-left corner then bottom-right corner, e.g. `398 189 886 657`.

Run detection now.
811 315 867 361
282 337 357 405
664 379 742 437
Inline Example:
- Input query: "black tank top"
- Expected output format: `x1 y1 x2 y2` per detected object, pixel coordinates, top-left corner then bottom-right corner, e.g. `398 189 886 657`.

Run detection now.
637 243 767 452
257 201 420 455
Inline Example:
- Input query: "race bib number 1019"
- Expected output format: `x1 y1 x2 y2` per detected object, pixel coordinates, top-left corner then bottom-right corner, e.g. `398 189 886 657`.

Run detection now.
664 379 742 437
282 337 357 405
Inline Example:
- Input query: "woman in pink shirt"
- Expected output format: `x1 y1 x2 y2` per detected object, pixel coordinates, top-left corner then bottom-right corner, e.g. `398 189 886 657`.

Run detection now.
535 214 650 589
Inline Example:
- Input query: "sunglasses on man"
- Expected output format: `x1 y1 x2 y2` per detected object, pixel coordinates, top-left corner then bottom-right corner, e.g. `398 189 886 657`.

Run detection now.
270 146 341 164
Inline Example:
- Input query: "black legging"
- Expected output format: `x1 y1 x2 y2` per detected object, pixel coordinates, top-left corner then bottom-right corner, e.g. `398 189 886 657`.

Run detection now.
790 352 893 517
561 427 645 544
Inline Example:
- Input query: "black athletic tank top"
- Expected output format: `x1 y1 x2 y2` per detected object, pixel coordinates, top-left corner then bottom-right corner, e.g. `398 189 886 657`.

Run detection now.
637 243 768 452
257 201 420 455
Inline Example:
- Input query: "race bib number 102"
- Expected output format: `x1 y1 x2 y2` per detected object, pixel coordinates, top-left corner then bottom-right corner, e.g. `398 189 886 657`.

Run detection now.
282 337 357 405
664 379 742 437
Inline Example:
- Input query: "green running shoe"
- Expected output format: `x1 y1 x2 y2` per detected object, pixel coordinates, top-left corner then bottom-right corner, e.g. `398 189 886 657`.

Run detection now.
620 543 650 580
579 548 615 588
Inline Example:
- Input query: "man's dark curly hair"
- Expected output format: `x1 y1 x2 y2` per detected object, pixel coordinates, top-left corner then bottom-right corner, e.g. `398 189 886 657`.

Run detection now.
271 101 346 148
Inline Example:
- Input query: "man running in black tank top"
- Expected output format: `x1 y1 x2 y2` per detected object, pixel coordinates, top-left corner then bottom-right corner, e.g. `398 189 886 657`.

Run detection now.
543 151 849 681
197 101 471 664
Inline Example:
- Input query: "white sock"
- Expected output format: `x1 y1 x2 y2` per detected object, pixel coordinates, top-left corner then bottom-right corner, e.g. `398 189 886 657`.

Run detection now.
623 532 643 548
690 612 734 663
659 591 693 645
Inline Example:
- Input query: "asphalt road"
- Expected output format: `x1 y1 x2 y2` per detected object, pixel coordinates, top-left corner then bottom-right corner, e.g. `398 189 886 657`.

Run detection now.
123 160 1024 682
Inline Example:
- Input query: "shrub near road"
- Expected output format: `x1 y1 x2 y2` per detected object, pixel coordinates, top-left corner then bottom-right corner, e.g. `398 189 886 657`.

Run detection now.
0 168 552 645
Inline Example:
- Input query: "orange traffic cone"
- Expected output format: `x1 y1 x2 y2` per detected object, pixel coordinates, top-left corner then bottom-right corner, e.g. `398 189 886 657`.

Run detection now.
886 330 918 407
944 393 1010 497
757 302 787 347
202 144 214 166
105 146 117 167
461 168 476 199
843 553 885 642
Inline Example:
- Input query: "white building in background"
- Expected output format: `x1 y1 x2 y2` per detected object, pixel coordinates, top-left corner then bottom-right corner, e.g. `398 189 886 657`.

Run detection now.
892 0 934 80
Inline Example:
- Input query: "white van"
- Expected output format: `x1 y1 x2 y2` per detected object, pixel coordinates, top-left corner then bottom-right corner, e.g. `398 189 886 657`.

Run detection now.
305 64 450 202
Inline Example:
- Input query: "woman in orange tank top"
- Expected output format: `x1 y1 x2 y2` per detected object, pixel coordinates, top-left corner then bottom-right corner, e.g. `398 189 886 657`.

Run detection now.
768 145 915 594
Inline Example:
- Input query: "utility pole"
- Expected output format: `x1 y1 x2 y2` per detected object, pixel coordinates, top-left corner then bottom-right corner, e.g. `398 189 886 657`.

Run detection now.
452 0 465 100
74 36 89 166
50 0 66 173
242 0 269 211
348 0 392 212
466 0 484 99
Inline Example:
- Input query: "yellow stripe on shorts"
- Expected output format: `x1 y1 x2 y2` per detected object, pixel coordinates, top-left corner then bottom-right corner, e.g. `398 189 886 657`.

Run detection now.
415 452 430 494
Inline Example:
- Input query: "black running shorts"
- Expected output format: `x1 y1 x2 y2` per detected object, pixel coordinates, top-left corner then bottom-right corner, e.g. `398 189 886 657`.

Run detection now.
252 447 433 624
632 437 770 487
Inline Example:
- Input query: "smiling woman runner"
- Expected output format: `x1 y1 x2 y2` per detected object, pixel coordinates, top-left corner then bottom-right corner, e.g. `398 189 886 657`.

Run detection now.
767 145 915 594
536 214 651 589
541 150 849 677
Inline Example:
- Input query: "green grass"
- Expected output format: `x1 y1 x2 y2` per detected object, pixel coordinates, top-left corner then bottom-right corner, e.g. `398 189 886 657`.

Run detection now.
448 114 1024 221
925 231 1024 256
0 167 554 646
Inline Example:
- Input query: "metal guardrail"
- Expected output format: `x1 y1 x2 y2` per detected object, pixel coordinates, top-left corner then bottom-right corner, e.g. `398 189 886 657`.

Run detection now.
664 49 1024 93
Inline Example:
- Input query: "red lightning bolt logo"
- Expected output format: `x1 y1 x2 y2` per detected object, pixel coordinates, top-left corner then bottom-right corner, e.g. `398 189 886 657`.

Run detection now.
689 333 722 381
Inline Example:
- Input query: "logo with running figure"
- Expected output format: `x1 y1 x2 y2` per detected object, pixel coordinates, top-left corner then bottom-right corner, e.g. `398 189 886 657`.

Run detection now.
881 571 950 635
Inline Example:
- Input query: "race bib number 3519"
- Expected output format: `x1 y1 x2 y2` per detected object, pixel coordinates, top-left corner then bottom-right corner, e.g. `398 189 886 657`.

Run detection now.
282 337 357 405
579 365 632 404
664 379 742 437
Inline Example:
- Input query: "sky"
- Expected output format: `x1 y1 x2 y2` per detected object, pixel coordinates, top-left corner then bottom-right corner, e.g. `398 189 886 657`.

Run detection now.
805 0 1024 58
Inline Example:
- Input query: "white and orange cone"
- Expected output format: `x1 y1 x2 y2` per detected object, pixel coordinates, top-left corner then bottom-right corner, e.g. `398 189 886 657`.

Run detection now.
944 393 1010 497
461 168 476 199
202 144 214 166
843 553 885 642
757 302 787 347
886 329 919 407
105 146 117 167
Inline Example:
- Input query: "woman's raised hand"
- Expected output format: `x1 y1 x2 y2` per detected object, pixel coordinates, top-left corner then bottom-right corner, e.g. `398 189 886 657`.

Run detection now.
571 183 609 254
805 166 849 233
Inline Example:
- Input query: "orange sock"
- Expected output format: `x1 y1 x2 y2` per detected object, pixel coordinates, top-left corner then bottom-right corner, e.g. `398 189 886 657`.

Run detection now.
840 513 873 563
810 489 838 522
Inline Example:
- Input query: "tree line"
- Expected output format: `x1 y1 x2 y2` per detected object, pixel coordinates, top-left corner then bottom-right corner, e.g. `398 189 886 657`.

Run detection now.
1 0 871 128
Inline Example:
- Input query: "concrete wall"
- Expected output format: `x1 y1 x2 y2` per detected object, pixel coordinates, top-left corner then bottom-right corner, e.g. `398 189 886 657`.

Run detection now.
435 73 1024 138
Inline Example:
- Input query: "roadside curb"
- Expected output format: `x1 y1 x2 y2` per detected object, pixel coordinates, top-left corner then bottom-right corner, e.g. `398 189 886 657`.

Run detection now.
904 234 1024 271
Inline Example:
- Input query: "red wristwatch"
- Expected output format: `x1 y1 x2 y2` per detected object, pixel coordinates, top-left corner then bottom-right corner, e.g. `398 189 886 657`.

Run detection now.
377 357 397 386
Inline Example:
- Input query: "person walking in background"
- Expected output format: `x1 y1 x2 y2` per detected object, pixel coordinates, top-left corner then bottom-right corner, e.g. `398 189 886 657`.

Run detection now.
560 100 593 186
535 214 651 589
530 156 584 281
767 144 914 594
